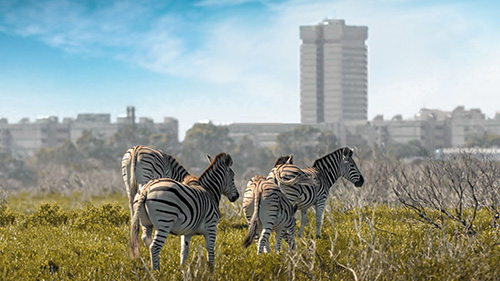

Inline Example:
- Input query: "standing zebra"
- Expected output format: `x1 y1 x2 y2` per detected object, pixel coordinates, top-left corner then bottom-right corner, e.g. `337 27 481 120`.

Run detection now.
242 155 294 224
121 145 190 218
243 176 297 254
270 147 364 238
130 153 239 271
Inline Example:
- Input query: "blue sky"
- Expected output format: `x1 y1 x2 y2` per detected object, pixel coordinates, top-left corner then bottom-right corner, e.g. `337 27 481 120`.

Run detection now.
1 0 499 139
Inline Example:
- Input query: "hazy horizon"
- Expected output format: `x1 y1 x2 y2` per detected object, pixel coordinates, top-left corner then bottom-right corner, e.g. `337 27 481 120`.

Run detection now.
1 0 499 139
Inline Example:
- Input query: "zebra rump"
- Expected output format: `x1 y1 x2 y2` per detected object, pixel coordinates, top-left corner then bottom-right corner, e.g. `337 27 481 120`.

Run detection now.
121 145 190 218
243 176 297 253
130 152 239 271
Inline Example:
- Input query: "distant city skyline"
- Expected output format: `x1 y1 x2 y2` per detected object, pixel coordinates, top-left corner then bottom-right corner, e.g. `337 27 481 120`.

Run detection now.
1 0 499 139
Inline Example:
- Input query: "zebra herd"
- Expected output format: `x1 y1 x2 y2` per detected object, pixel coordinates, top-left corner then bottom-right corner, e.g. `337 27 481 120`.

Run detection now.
122 145 364 271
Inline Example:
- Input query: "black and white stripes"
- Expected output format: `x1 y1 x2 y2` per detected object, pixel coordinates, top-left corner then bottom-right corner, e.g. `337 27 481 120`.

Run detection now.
243 176 297 254
270 147 364 238
121 145 190 218
130 153 239 270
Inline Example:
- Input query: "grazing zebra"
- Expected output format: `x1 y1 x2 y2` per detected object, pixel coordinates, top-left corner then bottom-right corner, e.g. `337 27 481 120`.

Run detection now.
130 153 239 271
270 147 364 238
121 145 190 218
243 176 297 254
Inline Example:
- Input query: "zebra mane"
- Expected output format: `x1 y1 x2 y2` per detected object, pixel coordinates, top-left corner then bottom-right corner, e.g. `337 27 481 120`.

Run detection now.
312 147 350 169
250 175 266 183
182 175 200 185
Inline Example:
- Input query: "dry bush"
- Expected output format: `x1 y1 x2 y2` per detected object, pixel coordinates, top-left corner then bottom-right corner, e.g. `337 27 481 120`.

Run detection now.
390 152 500 233
329 156 397 209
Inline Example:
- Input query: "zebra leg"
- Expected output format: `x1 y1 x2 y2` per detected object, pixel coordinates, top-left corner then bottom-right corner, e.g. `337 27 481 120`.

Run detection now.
257 228 272 254
298 209 308 237
284 232 296 251
141 225 153 248
180 235 192 265
204 227 217 272
149 228 170 270
274 229 284 253
315 200 326 239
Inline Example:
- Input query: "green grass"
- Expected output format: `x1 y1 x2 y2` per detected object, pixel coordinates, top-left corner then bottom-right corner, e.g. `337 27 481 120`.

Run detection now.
0 194 499 280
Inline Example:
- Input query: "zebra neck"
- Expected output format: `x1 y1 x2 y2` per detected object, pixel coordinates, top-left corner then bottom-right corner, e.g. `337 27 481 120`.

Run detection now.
164 155 190 182
198 168 223 203
311 153 342 188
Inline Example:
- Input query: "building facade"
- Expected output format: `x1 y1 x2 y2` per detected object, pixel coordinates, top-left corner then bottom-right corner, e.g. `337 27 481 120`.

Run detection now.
0 107 178 158
300 19 368 124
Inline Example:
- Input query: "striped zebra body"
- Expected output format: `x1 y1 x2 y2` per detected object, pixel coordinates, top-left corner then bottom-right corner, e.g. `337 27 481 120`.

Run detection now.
243 155 294 223
122 145 190 218
130 153 239 271
243 176 296 253
270 147 364 238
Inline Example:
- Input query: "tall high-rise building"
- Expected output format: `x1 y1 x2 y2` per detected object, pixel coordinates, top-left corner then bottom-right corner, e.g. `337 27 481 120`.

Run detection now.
300 19 368 124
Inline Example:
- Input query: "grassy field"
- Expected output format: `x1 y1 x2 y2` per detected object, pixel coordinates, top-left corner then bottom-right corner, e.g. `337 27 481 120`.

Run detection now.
1 192 499 281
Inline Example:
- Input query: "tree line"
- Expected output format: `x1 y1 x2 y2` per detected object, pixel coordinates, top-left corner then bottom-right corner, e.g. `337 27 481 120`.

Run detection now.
1 122 498 189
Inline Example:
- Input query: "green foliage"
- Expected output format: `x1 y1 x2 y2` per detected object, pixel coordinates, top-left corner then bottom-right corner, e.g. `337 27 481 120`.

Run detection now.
24 203 68 226
72 203 129 230
0 205 16 226
0 152 36 183
76 130 115 163
275 125 338 166
466 133 500 148
182 122 235 169
1 196 499 280
230 136 275 177
34 140 83 166
384 140 429 159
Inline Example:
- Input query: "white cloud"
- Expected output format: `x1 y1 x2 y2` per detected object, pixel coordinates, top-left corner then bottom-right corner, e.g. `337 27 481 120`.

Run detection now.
1 0 499 134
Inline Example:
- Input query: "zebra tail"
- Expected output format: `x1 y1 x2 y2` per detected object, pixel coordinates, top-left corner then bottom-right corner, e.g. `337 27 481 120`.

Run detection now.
276 169 314 187
129 149 138 213
130 190 146 260
244 190 262 248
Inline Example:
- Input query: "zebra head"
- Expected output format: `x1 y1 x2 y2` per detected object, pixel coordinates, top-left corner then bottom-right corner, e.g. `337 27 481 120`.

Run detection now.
206 153 239 202
339 147 364 187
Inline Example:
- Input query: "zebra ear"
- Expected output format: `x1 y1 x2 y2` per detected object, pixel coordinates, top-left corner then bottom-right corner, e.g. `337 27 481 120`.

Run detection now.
206 154 213 163
225 154 233 166
274 154 293 166
343 147 353 158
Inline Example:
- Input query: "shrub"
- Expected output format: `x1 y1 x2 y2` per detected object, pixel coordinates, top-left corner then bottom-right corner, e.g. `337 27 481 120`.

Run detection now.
0 205 16 226
24 203 68 226
72 203 128 230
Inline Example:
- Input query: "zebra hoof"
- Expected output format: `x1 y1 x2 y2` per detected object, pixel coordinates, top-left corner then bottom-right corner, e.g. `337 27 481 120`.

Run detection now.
316 234 321 239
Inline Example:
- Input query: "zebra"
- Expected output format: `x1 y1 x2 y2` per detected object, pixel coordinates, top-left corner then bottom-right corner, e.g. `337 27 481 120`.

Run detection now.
121 145 190 218
243 176 297 254
269 147 364 238
242 155 294 224
130 153 239 271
